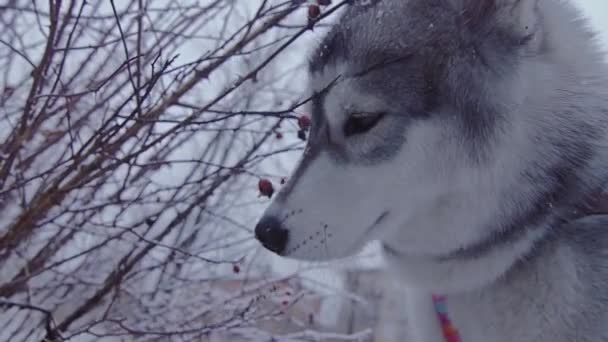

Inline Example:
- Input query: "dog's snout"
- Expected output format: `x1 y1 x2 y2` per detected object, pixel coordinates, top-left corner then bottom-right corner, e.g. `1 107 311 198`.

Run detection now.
255 216 288 255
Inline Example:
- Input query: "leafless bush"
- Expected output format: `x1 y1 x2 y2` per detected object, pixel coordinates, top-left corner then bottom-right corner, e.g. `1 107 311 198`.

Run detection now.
0 1 357 341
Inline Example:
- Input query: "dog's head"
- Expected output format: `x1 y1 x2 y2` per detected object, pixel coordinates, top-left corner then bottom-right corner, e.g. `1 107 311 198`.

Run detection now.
254 0 601 265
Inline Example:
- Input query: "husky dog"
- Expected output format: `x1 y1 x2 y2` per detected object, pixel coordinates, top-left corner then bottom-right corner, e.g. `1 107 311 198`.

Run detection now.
255 0 608 340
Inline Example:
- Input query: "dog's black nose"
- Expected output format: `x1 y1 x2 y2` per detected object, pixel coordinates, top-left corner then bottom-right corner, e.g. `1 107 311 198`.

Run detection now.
255 216 288 255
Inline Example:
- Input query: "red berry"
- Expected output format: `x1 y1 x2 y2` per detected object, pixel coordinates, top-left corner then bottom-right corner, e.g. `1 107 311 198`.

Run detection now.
258 179 274 198
233 264 240 273
280 178 286 185
298 115 312 130
282 300 289 306
275 132 283 139
317 0 331 6
308 5 321 20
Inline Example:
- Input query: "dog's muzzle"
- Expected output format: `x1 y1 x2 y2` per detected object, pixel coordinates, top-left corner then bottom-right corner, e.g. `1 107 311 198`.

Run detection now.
254 216 289 255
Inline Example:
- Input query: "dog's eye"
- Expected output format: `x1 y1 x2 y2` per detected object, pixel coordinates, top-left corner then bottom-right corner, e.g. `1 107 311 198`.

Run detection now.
343 112 385 137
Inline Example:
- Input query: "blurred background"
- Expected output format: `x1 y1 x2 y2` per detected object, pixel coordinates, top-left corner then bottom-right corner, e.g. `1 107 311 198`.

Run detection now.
0 1 606 341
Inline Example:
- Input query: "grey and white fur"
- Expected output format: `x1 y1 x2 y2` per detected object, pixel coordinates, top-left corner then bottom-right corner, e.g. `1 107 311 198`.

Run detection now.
254 0 608 340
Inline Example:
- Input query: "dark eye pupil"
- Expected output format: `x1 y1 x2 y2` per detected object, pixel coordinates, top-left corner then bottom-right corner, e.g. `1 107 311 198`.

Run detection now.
344 113 384 137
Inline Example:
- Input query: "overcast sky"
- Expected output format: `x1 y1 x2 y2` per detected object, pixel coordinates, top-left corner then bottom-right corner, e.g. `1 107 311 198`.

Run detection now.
573 1 608 48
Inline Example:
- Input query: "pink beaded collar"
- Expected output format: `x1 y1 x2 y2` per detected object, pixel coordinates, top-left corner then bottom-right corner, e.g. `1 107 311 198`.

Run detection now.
432 294 462 342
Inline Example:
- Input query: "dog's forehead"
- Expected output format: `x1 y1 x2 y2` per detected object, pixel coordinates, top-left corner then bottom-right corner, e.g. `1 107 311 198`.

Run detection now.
309 0 454 87
310 3 404 75
309 4 401 93
308 1 448 113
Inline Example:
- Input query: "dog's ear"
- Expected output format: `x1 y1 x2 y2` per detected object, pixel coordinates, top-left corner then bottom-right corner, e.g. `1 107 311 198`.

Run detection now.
451 0 542 47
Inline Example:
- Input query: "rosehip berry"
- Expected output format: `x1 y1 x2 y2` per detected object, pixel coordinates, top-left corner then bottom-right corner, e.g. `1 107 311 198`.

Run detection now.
308 5 321 20
258 179 274 198
298 115 312 130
